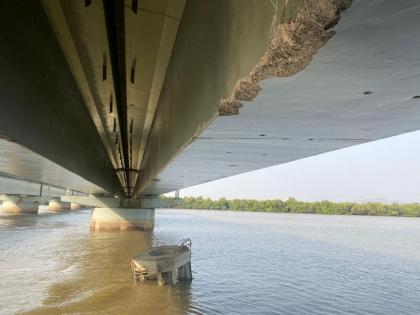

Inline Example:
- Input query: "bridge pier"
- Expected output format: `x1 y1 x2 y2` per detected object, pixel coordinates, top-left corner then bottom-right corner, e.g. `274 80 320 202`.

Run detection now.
48 200 70 212
70 203 83 210
61 195 177 231
1 196 39 215
48 200 71 212
90 207 154 231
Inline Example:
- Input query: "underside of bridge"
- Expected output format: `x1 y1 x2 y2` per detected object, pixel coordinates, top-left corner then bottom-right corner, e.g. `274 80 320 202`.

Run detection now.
0 0 419 209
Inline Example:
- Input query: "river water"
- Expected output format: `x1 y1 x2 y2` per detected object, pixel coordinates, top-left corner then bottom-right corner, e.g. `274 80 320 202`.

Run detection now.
0 209 419 314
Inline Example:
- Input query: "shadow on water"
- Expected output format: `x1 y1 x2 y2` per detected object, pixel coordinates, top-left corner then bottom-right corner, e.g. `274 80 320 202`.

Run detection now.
0 213 39 228
23 229 192 315
0 212 65 230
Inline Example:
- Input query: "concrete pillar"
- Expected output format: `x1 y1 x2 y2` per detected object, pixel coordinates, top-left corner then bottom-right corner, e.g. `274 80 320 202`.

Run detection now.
48 200 71 212
1 197 38 214
171 269 178 286
157 272 164 286
90 208 155 231
186 262 192 280
178 262 192 281
70 203 83 210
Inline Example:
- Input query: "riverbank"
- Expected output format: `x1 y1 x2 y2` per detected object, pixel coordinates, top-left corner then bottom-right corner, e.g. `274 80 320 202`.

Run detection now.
169 197 420 217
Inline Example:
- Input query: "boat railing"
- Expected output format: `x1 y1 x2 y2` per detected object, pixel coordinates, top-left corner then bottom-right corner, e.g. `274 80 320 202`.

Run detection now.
177 238 192 250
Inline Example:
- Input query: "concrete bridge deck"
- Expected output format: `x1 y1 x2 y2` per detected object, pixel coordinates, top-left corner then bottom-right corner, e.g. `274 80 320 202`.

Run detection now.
0 0 418 228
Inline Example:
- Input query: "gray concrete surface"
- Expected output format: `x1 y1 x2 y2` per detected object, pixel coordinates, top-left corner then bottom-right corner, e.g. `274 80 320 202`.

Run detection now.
142 0 420 194
1 0 418 200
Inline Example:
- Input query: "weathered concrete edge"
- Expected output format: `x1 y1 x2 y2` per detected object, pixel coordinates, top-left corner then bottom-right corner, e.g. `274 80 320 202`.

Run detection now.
219 0 353 115
137 0 302 195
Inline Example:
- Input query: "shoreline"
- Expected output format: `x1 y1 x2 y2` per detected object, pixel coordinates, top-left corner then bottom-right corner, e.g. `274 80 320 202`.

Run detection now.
166 197 420 218
172 208 420 219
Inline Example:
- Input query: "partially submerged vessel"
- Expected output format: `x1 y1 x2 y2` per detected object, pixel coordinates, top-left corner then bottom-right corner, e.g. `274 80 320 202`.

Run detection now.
131 238 192 286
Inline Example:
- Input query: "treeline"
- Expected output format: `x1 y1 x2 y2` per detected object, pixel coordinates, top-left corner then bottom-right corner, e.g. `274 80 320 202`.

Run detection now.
169 196 420 217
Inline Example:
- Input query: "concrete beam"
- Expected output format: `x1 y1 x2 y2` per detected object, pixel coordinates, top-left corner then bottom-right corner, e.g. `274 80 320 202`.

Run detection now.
41 0 124 189
0 175 66 197
60 194 181 209
0 194 52 204
61 195 120 208
0 1 121 195
0 196 39 215
134 0 303 194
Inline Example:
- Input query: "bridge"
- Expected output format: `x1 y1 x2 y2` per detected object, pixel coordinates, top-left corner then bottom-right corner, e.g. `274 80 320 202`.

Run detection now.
0 0 419 230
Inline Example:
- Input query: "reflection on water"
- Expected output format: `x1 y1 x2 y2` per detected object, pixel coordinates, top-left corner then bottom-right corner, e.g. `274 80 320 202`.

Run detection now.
1 209 420 314
0 211 191 315
26 231 192 315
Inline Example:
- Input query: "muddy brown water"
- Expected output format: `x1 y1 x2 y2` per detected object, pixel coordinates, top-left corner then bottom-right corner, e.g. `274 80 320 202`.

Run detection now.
1 209 420 314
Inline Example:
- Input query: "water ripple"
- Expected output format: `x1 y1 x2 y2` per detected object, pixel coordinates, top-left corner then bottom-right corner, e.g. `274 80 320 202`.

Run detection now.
0 210 419 314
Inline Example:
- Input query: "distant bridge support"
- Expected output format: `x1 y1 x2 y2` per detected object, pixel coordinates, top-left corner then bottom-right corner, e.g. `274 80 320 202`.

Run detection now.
48 200 71 212
0 196 39 215
61 194 183 231
90 208 155 231
70 203 84 211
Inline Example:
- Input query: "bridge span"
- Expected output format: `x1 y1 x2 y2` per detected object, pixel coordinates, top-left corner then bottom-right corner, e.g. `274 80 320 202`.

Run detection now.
0 0 419 229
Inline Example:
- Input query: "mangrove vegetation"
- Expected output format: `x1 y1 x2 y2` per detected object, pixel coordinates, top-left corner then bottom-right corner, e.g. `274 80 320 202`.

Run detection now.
169 196 420 217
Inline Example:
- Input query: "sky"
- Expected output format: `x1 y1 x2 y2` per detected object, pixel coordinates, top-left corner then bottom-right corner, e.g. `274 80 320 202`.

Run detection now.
176 130 420 203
